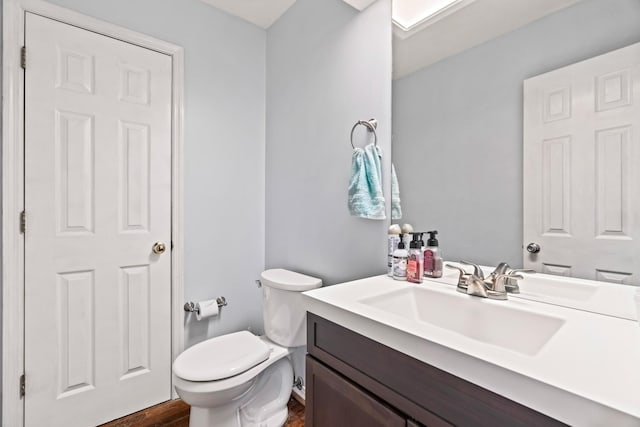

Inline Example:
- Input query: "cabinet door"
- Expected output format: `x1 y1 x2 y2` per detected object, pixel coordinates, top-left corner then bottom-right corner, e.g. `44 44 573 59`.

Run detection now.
306 356 406 427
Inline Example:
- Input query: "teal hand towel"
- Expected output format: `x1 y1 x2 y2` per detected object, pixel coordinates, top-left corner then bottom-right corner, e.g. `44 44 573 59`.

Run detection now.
391 163 402 220
348 143 386 220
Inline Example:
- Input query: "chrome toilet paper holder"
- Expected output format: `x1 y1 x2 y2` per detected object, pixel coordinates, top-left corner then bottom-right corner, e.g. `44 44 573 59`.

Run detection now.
184 297 227 314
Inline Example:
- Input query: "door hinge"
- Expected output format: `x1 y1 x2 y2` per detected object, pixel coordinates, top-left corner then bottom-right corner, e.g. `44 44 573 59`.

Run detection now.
20 211 26 234
20 374 25 398
20 46 26 69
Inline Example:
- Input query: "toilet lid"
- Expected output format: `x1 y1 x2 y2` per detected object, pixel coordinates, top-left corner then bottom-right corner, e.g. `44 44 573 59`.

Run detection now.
173 331 270 381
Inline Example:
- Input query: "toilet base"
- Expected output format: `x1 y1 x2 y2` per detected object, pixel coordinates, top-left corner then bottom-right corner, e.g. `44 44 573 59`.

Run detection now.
190 404 242 427
189 406 288 427
183 356 293 427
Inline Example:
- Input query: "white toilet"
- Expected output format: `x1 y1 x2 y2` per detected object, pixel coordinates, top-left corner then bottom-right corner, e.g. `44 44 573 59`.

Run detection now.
173 269 322 427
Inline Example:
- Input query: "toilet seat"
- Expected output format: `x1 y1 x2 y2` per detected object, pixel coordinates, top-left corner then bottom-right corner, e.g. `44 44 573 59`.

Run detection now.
173 331 270 382
173 336 290 394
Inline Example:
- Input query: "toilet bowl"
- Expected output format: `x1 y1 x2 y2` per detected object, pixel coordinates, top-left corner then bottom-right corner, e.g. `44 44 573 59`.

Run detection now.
173 269 322 427
173 334 293 427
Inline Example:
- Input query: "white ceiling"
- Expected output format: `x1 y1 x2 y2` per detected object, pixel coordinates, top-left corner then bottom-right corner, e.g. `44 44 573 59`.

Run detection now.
199 0 296 29
199 0 375 29
199 0 582 79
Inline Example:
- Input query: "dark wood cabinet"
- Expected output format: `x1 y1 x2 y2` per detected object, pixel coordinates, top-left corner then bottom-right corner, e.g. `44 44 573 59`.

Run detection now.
306 356 406 427
306 312 566 427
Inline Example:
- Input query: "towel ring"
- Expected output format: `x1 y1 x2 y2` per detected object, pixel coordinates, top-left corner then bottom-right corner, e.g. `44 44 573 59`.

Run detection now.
350 119 378 149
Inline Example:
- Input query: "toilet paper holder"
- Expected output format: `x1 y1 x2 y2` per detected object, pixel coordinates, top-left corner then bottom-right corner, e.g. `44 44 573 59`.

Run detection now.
184 297 227 314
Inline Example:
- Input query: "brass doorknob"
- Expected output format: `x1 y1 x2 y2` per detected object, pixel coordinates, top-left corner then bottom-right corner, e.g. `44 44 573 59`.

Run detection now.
152 242 166 254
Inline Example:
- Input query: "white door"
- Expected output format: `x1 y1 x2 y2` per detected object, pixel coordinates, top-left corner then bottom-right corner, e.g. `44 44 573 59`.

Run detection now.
24 13 173 427
523 42 640 285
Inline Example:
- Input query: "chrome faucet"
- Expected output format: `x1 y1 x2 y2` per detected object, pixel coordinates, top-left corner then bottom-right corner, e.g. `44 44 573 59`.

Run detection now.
446 262 526 301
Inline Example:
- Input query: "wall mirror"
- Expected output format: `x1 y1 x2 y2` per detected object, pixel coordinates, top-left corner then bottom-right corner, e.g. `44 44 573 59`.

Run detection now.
391 0 640 289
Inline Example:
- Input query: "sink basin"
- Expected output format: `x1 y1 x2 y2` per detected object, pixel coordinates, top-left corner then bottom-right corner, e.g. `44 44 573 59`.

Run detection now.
359 286 565 356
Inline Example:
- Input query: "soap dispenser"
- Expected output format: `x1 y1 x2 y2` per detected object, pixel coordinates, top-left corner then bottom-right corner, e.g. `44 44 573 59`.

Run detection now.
407 233 424 283
424 230 443 278
392 234 408 281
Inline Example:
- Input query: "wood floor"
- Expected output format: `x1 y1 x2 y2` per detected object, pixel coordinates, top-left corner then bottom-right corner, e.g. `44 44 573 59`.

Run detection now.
100 397 305 427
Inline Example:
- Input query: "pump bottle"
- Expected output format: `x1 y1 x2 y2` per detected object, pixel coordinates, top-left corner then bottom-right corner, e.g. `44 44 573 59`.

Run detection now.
392 234 408 281
407 233 424 283
424 230 443 278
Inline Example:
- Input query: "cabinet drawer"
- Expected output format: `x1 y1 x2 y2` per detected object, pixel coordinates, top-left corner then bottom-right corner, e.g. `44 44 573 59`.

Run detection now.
306 356 406 427
307 312 565 427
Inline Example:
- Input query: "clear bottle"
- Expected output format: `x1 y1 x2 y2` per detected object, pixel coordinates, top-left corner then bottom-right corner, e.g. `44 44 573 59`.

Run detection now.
407 233 424 283
392 235 408 281
424 230 443 278
387 224 401 277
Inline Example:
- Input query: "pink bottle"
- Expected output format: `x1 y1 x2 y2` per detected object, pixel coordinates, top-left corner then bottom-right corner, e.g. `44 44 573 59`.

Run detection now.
424 231 443 278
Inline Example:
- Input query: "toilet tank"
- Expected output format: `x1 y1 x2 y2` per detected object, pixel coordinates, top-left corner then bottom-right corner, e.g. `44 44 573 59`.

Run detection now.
261 269 322 347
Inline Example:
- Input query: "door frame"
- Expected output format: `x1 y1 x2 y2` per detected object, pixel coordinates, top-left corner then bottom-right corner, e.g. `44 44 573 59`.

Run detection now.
2 0 185 425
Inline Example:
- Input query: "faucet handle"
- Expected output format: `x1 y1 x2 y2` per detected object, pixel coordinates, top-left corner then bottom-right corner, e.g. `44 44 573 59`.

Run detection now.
460 260 485 280
492 273 524 293
445 264 467 275
492 262 510 275
445 264 471 291
502 269 533 293
508 268 536 275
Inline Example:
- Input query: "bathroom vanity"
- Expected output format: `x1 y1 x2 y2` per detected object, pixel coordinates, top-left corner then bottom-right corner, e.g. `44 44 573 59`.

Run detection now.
305 313 562 426
303 274 640 426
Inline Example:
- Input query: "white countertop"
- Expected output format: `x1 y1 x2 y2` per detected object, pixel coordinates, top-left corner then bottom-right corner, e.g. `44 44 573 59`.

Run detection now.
303 275 640 426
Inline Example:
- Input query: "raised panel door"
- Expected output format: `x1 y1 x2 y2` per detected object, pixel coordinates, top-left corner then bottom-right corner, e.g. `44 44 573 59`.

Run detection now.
523 42 640 284
24 12 172 427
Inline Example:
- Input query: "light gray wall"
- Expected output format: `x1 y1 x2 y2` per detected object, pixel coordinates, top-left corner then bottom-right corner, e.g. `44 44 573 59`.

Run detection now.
265 0 393 285
392 0 640 268
42 0 267 346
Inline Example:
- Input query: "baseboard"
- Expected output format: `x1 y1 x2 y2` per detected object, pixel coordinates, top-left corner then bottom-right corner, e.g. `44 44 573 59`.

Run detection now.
291 386 306 406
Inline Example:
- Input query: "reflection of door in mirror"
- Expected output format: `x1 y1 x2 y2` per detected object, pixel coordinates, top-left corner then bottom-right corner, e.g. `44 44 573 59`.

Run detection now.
523 42 640 285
